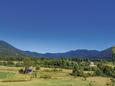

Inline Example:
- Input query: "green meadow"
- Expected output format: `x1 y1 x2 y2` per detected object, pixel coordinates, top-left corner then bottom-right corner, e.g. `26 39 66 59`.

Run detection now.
0 66 111 86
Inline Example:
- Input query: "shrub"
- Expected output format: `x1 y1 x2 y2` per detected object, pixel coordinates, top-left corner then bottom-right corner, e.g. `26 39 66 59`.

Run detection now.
43 69 51 72
72 64 84 77
40 74 51 79
15 63 23 67
36 66 40 71
103 66 113 76
72 69 84 77
19 69 24 74
7 61 14 66
32 71 38 78
95 68 103 76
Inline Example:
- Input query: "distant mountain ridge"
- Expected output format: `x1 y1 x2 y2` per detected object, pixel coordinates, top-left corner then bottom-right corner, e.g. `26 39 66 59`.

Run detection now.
0 40 113 59
25 48 112 59
0 40 26 57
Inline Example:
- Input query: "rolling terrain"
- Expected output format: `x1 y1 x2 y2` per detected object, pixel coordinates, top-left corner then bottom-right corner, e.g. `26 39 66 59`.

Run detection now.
0 40 113 59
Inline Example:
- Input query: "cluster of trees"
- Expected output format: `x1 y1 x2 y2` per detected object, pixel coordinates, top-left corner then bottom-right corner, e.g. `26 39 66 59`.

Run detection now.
71 61 115 78
0 57 77 68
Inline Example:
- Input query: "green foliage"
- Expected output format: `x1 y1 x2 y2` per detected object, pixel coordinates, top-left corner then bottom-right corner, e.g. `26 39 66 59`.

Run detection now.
32 71 38 78
112 47 115 64
15 62 23 67
103 66 113 76
35 66 40 71
95 68 103 76
19 69 24 74
0 56 115 78
7 61 15 66
23 57 32 67
72 64 84 77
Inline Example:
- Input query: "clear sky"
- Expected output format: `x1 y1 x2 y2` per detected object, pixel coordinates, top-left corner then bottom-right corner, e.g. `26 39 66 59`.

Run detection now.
0 0 115 53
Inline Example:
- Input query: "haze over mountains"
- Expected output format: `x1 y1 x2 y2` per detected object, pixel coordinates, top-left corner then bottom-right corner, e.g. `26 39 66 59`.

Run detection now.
0 40 112 59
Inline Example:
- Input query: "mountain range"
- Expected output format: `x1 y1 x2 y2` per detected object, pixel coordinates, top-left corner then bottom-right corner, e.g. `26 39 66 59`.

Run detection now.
0 40 113 59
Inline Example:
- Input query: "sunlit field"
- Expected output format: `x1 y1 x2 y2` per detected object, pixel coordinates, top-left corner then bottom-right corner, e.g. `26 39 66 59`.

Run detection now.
0 66 111 86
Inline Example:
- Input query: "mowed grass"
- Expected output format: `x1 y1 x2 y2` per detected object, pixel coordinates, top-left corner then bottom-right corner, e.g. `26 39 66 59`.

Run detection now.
0 79 87 86
0 66 111 86
0 72 15 79
0 77 110 86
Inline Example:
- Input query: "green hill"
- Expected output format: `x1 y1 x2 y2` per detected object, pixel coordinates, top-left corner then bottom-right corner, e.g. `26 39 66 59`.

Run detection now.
112 47 115 54
0 40 27 59
112 47 115 61
0 40 113 59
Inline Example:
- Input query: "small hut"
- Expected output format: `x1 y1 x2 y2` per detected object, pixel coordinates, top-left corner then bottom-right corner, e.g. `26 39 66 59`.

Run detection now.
24 66 33 74
89 62 96 67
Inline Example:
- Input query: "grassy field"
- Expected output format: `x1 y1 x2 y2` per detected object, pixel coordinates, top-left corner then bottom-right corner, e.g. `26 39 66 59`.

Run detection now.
0 77 110 86
0 66 111 86
0 72 15 79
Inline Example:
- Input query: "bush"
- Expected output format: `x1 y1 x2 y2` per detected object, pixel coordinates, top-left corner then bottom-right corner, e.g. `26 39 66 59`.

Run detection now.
19 69 24 74
52 68 58 72
83 66 91 71
72 64 84 77
72 69 84 77
40 74 51 79
32 71 38 78
15 63 23 67
7 61 14 66
43 69 51 72
95 68 103 76
36 66 40 71
103 66 113 76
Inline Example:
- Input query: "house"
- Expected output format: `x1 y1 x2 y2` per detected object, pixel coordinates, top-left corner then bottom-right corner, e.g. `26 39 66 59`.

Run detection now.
89 62 96 67
24 66 33 74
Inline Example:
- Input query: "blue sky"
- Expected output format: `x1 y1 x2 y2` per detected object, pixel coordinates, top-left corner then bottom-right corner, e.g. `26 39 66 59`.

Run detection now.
0 0 115 53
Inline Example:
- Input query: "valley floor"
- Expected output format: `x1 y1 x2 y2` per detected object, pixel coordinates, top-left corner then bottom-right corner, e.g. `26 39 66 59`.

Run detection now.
0 66 111 86
0 77 110 86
